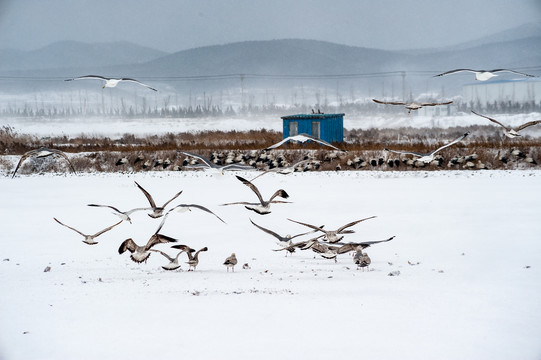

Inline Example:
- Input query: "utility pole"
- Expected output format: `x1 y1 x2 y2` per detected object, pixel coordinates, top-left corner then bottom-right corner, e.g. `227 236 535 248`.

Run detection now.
240 74 245 110
401 71 406 100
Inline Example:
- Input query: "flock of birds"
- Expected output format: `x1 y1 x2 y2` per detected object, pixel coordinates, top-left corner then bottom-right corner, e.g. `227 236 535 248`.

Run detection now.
52 175 393 272
54 180 239 271
9 67 541 273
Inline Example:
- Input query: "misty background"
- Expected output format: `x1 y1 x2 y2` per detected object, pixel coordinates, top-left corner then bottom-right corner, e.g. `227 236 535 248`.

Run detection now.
0 0 540 117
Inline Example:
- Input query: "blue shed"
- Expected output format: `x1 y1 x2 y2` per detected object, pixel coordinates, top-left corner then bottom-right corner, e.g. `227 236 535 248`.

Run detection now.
281 113 344 143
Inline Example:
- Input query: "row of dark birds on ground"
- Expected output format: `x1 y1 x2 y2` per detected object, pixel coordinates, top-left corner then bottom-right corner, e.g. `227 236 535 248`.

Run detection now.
8 110 541 178
53 176 394 271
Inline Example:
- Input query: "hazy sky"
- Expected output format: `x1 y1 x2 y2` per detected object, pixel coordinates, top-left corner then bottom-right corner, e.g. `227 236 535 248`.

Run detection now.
0 0 540 52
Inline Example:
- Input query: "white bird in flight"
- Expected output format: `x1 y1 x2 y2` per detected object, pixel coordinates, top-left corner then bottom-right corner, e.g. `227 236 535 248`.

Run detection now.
53 217 122 245
178 151 254 172
372 99 453 114
384 133 469 163
12 147 77 178
221 175 290 215
434 69 535 81
264 133 344 152
65 75 157 91
471 111 541 138
134 181 183 219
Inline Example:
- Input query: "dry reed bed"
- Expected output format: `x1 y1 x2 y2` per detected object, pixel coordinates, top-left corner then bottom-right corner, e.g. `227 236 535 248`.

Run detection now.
1 126 540 175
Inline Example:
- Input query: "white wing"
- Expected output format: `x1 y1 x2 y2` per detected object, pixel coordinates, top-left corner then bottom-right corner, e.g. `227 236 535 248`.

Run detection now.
120 78 158 91
430 133 469 155
65 75 109 82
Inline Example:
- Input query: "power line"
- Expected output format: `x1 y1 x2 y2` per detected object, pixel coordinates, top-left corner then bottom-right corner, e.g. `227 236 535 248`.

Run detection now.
1 66 539 82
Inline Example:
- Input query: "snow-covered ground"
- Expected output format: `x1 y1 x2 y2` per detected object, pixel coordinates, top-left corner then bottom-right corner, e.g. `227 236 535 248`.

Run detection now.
1 170 540 360
3 112 541 138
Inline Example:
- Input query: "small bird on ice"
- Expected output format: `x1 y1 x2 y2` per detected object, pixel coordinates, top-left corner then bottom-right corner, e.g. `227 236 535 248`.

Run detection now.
223 253 238 272
433 69 535 81
354 251 371 271
65 75 158 91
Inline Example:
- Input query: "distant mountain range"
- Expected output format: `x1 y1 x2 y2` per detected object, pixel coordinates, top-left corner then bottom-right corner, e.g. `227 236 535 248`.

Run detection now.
1 23 540 96
0 40 168 71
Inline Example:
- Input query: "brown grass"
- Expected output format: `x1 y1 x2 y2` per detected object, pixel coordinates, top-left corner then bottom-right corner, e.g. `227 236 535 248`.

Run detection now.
1 127 540 174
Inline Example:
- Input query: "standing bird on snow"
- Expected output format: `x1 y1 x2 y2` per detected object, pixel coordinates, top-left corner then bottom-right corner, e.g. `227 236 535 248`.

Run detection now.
65 75 157 91
471 111 541 138
223 253 238 272
354 251 371 271
434 68 535 81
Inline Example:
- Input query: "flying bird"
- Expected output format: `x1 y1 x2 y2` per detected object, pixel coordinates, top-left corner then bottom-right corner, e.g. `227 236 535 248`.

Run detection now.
87 204 151 224
310 241 341 262
223 253 238 272
250 218 321 246
170 245 208 271
158 203 226 229
65 75 157 91
335 236 396 255
384 133 469 164
134 181 183 218
471 111 541 138
372 99 453 113
149 248 193 271
250 159 317 182
287 216 376 243
118 216 177 263
119 234 177 263
221 175 290 215
434 69 535 81
53 218 122 245
178 151 254 172
271 236 323 256
12 147 77 178
264 133 344 152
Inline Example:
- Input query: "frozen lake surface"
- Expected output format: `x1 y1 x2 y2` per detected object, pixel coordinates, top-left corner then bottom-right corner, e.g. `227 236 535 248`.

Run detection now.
1 170 540 360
